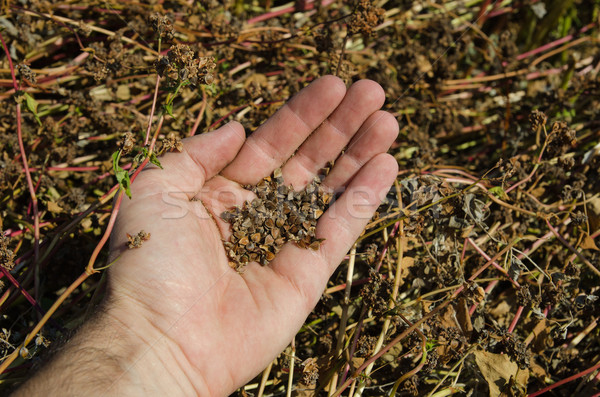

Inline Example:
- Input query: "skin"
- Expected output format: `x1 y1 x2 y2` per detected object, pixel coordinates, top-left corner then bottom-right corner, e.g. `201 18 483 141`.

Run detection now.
14 76 399 396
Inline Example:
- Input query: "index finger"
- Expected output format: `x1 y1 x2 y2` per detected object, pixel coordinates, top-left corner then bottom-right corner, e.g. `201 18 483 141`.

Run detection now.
221 75 346 185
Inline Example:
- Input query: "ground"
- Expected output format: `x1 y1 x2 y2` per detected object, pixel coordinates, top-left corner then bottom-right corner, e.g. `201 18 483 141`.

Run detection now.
0 1 599 396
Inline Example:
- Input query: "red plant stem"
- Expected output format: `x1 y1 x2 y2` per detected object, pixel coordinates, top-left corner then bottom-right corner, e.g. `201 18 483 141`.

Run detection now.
209 105 248 130
475 0 492 26
469 280 498 315
28 166 100 172
0 113 164 375
528 359 600 397
189 89 208 137
85 190 124 273
0 34 18 91
508 305 524 334
144 76 161 146
467 238 520 288
516 23 596 61
246 0 336 25
0 268 46 317
6 222 52 238
86 116 164 274
325 276 373 294
339 305 367 386
0 32 42 303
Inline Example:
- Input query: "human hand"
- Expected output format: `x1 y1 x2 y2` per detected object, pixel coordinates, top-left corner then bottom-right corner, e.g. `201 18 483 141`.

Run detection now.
16 76 398 396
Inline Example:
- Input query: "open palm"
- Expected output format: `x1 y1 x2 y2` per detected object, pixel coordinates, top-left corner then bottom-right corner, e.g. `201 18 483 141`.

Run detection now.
106 76 398 395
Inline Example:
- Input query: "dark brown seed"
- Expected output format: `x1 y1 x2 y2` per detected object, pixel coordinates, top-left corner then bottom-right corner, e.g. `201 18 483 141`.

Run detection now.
309 241 321 250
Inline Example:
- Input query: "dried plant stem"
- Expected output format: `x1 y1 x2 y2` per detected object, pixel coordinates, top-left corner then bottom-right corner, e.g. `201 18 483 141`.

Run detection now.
257 360 273 397
0 271 89 373
505 127 548 194
333 240 518 396
0 77 165 373
528 359 600 397
568 318 597 349
545 218 600 277
329 245 357 396
426 345 478 397
389 314 427 396
0 32 42 310
354 183 405 396
286 338 295 397
21 9 158 55
144 76 162 146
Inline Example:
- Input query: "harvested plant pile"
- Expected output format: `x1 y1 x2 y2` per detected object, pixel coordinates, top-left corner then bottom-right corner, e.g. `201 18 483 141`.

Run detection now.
1 1 600 396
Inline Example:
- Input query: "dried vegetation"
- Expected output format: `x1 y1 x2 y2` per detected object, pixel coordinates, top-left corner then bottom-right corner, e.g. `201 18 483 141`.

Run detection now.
1 1 600 396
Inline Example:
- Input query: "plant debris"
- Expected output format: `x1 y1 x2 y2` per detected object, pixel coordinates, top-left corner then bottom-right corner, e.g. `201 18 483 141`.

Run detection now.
126 230 151 249
2 1 600 395
221 169 331 270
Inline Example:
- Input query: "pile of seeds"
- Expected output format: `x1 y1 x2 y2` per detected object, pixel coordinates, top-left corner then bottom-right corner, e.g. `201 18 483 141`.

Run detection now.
221 169 332 271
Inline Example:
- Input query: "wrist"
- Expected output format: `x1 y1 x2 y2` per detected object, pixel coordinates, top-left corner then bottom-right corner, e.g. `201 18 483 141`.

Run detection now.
14 297 204 396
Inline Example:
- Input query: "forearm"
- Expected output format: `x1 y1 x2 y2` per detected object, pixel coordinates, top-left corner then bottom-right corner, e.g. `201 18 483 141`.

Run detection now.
13 301 198 396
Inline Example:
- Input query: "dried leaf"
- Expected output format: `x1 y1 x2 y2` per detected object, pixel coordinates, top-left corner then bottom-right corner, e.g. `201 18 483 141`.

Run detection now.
474 350 529 397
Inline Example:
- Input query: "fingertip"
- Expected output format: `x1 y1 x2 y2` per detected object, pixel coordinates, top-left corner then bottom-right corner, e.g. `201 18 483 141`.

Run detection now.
378 152 399 186
221 120 246 143
351 79 386 108
363 111 399 143
317 75 347 97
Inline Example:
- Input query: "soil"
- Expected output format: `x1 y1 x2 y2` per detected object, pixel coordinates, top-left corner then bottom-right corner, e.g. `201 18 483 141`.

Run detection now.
1 1 600 396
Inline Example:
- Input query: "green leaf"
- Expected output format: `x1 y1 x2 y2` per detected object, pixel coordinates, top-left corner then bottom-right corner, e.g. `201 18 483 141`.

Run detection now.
24 93 42 125
489 186 508 201
112 151 132 199
164 102 174 118
149 151 163 169
138 148 163 169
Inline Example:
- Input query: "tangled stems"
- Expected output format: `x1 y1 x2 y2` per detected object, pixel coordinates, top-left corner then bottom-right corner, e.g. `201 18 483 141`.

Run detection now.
0 62 165 374
0 32 41 304
332 239 519 397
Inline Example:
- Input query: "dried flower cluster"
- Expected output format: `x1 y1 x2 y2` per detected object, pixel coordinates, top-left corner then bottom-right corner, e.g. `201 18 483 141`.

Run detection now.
154 44 215 85
119 131 135 155
148 13 174 40
348 0 385 36
159 132 183 154
221 169 332 271
17 64 36 84
0 233 15 271
126 230 151 249
529 109 547 131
